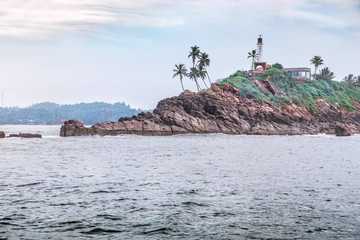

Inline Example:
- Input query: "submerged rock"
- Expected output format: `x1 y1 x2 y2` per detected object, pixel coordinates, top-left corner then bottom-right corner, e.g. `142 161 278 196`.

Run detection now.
60 83 360 137
8 133 42 138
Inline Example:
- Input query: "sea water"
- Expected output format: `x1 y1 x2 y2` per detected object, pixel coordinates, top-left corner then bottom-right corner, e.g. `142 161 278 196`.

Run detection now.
0 125 360 239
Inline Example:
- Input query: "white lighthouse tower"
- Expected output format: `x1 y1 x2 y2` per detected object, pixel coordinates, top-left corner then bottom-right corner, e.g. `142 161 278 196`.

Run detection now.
257 34 263 62
252 34 267 73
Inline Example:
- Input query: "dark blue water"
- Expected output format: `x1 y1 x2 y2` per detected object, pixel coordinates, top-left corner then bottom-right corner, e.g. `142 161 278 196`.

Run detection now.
1 125 360 239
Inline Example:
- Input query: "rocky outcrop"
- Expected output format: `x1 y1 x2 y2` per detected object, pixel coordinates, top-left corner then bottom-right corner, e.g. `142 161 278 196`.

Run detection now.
8 133 42 138
0 131 42 138
60 83 360 137
60 120 91 137
335 124 351 136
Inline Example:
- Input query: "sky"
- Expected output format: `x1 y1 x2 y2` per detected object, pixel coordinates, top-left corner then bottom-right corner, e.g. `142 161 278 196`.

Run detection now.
0 0 359 109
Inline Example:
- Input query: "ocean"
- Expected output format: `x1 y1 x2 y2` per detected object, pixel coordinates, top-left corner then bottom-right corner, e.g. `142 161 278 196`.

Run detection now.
1 125 360 239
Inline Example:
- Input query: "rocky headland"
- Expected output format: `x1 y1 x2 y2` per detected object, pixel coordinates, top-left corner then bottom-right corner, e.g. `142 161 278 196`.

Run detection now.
60 82 360 137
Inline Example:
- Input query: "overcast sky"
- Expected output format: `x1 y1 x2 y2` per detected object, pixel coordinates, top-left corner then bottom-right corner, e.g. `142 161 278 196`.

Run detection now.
0 0 359 109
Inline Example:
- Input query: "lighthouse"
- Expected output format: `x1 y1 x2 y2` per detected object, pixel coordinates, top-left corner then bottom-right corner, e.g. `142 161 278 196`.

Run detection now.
257 34 263 62
252 34 267 72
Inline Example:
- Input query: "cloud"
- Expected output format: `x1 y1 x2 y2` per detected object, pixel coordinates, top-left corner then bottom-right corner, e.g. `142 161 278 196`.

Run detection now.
0 0 186 39
279 0 360 30
0 0 359 40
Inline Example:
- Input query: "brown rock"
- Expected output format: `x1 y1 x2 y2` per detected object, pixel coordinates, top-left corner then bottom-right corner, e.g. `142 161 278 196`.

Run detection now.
335 124 351 136
91 121 127 136
0 131 5 138
60 119 90 137
8 133 42 138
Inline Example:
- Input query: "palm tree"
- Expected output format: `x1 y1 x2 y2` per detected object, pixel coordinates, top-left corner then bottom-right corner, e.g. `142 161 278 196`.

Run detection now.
188 67 201 91
247 49 259 71
317 67 335 81
355 75 360 82
310 56 324 79
355 75 360 87
172 63 187 91
188 45 200 67
343 74 356 85
198 52 211 85
197 64 208 89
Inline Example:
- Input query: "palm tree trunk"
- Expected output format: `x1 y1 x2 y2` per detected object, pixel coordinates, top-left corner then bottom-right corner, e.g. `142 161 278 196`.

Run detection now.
195 79 201 91
205 67 212 85
180 77 185 91
202 78 208 89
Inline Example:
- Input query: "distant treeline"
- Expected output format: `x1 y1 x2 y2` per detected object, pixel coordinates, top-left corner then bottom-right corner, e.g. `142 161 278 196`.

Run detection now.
0 102 146 125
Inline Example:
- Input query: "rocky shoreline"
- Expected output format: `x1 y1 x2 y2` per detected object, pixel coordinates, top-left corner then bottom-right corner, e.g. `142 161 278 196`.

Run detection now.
60 83 360 137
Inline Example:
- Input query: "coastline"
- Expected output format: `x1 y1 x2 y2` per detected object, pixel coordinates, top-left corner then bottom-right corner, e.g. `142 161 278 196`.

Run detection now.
59 83 360 137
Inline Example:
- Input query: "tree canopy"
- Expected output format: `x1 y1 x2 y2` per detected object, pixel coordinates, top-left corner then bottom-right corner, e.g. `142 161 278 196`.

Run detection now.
0 102 144 125
173 63 188 91
173 45 212 92
310 56 324 78
188 45 200 67
315 67 335 81
247 49 259 70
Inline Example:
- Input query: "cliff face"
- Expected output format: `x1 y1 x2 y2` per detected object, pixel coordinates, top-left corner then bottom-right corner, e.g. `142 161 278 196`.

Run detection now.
60 83 360 137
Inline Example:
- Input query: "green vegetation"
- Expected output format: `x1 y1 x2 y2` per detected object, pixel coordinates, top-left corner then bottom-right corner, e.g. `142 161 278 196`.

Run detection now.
343 73 360 86
219 68 360 112
271 63 283 70
0 102 145 125
315 67 335 81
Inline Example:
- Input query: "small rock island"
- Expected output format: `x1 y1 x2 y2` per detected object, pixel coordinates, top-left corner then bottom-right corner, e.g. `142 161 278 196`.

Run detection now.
60 69 360 137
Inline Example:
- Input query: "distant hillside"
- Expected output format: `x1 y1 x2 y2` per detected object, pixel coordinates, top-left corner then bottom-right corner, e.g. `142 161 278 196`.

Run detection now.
0 102 146 125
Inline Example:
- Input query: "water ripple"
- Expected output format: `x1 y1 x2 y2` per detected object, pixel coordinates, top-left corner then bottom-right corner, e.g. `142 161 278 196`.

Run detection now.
0 127 360 239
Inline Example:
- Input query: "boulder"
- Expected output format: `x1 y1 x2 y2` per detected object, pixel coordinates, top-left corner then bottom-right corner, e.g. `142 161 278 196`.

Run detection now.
60 120 90 137
335 124 351 137
0 131 5 138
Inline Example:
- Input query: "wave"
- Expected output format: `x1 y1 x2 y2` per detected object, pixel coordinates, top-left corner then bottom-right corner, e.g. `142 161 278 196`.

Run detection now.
82 228 124 234
15 182 43 187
